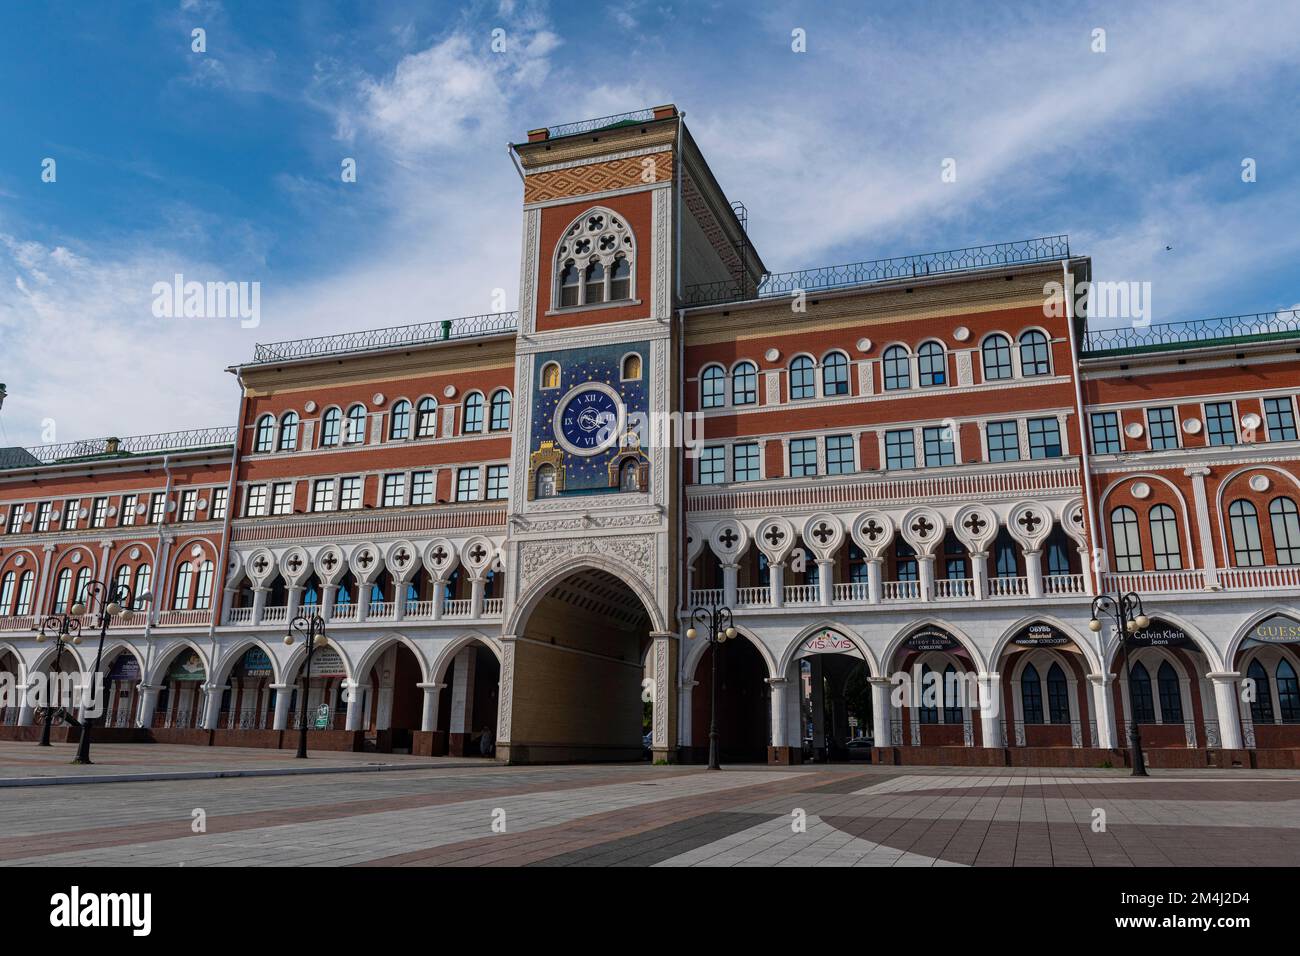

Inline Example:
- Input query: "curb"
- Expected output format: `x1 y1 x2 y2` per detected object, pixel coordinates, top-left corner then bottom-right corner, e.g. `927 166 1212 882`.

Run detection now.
0 759 500 789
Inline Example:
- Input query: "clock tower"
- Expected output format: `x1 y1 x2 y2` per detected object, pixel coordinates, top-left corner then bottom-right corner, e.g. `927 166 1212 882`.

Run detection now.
495 105 763 762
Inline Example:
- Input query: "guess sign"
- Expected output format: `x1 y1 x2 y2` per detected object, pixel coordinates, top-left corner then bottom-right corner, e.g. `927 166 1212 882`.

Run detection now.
1245 614 1300 646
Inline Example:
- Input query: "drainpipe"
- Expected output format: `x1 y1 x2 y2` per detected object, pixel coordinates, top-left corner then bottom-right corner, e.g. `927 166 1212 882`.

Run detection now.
141 453 174 693
1062 260 1102 601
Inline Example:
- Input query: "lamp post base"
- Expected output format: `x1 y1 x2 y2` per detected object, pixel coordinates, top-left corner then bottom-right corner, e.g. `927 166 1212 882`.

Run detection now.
1129 728 1148 777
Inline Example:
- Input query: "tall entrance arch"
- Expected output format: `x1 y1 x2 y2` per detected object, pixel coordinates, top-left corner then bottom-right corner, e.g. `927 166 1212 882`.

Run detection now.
500 564 667 763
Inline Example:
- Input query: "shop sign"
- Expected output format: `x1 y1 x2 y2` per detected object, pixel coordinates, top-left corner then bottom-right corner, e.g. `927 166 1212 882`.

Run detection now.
1244 614 1300 647
798 628 862 657
903 627 959 652
236 647 273 678
108 655 140 682
1129 620 1191 648
1012 622 1070 647
308 648 345 677
314 704 330 729
167 651 205 682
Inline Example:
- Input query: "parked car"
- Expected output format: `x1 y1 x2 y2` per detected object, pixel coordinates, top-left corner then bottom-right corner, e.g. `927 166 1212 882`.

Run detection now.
642 731 653 759
844 736 874 762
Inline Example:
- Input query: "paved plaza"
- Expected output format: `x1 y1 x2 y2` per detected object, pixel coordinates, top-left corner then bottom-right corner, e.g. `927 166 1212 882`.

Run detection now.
0 743 1298 866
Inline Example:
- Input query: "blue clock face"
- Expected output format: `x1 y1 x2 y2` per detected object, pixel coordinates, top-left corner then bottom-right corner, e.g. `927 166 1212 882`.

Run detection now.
556 387 621 455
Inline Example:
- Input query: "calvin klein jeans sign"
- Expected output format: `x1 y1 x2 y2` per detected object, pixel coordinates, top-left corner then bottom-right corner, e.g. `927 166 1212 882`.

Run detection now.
1129 619 1191 648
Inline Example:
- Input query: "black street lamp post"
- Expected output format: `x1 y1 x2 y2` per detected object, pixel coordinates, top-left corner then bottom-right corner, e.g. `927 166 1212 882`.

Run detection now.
1089 590 1151 777
34 610 85 746
72 580 137 765
686 602 735 771
286 612 328 759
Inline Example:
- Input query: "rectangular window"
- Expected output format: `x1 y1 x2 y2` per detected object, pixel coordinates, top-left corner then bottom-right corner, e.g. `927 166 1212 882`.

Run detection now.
210 487 227 521
486 465 509 500
312 479 335 512
339 477 362 511
1265 397 1298 441
179 490 198 522
149 493 166 524
1027 417 1062 459
987 421 1021 462
884 430 916 470
789 437 818 477
1147 406 1178 450
826 434 855 475
35 502 52 532
381 473 406 507
64 499 81 530
699 446 726 484
455 467 480 502
922 426 955 467
1089 411 1121 454
120 494 138 526
732 443 759 482
411 470 435 505
245 485 267 517
91 497 109 528
7 507 22 533
1205 402 1236 446
271 482 294 515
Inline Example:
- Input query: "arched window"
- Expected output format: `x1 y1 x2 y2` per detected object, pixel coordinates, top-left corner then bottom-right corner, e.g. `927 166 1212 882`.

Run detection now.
1021 663 1044 724
610 255 632 300
135 564 152 604
558 260 580 307
917 341 946 387
918 664 938 724
1278 659 1300 722
1156 661 1183 723
789 356 815 400
1269 497 1300 565
278 412 299 452
113 564 132 595
883 345 911 390
345 404 366 445
622 354 642 381
541 363 561 390
1228 499 1265 567
1148 504 1182 570
53 568 73 613
320 407 341 447
389 400 411 440
732 362 756 405
1129 661 1155 723
193 560 214 611
535 464 557 499
0 571 14 614
555 210 635 308
1018 330 1051 376
583 261 606 304
822 352 849 396
463 393 484 433
15 571 35 615
254 415 275 453
981 334 1013 381
994 527 1019 577
173 562 194 610
619 460 640 492
1248 659 1274 723
701 365 726 408
1047 663 1070 724
415 398 438 438
489 390 512 431
72 567 90 609
942 665 961 724
1110 506 1143 572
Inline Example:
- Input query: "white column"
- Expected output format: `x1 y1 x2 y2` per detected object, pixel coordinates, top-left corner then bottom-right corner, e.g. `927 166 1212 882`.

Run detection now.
321 584 337 622
495 637 516 750
768 562 784 608
1208 672 1244 750
977 672 1002 747
970 552 988 600
449 647 475 736
271 683 291 731
1024 549 1044 600
344 680 365 731
869 678 893 747
721 563 738 607
393 583 407 622
469 576 485 619
1184 465 1219 588
432 579 446 620
16 696 35 727
418 682 444 732
201 683 222 729
866 558 883 604
679 678 697 749
251 586 269 625
357 582 372 622
220 586 238 625
1088 673 1117 749
768 677 788 752
918 555 935 602
816 559 834 606
136 684 160 728
286 585 302 620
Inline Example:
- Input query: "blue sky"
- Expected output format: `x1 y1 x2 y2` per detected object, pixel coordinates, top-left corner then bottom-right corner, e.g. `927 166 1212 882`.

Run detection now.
2 0 1299 447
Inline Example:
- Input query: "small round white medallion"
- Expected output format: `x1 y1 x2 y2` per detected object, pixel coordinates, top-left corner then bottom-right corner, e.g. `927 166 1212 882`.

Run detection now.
191 544 204 558
1182 417 1202 435
953 326 970 342
1249 474 1271 493
1125 422 1144 439
764 348 780 362
70 552 82 564
855 338 872 353
1131 481 1151 500
198 498 208 511
443 385 457 398
130 547 140 560
1241 412 1262 431
372 392 385 406
13 554 24 567
304 400 317 413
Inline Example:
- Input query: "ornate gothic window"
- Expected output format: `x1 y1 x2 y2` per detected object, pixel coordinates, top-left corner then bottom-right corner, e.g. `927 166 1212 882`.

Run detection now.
554 209 636 308
1248 659 1274 723
622 354 642 381
541 362 561 389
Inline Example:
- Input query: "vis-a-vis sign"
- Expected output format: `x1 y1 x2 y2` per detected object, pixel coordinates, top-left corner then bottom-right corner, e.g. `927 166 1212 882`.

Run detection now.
798 629 862 658
1244 614 1300 647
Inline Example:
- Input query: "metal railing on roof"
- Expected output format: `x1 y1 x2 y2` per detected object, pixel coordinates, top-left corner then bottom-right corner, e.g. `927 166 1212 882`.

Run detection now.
250 311 519 364
1081 309 1300 356
683 235 1072 307
546 108 658 139
21 427 236 466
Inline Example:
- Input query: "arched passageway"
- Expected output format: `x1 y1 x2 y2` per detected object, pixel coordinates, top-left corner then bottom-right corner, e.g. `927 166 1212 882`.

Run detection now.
688 634 769 763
